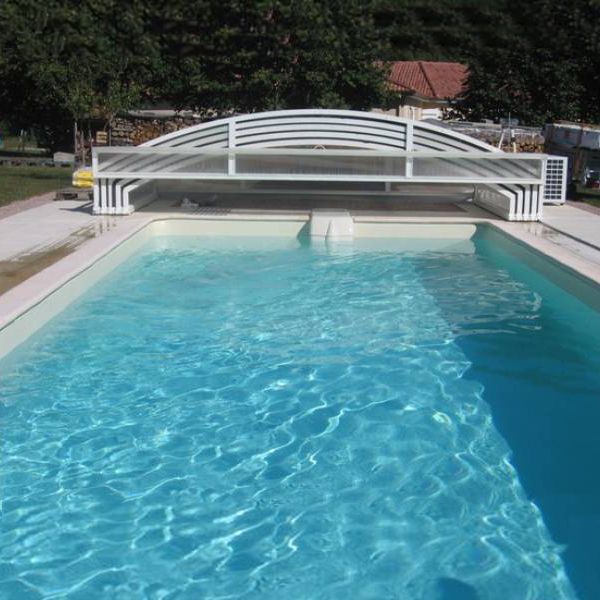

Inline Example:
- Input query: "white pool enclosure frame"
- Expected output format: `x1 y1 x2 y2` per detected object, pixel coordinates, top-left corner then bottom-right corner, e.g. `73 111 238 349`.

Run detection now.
92 109 567 221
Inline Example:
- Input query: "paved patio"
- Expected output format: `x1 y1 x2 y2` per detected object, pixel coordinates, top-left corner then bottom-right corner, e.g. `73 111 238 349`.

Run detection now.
541 202 600 250
0 197 120 295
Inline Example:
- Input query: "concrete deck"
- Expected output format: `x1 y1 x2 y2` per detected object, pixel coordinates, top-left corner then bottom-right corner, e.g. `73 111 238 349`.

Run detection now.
0 199 120 295
0 200 97 257
541 203 600 251
0 196 470 265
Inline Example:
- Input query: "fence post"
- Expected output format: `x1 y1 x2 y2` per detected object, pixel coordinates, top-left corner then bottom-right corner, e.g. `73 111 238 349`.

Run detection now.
228 119 237 176
406 121 414 178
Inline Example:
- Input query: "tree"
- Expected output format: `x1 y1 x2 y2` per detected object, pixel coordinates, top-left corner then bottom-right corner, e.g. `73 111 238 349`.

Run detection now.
373 0 516 62
373 0 600 126
0 0 163 150
458 45 583 125
0 0 390 150
156 0 389 115
457 0 599 125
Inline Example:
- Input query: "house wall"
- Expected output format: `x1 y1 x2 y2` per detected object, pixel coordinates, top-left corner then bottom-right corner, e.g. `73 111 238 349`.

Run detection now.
371 97 446 121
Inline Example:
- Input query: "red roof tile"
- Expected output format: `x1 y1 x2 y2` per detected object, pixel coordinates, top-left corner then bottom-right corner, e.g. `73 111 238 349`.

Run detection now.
387 61 468 100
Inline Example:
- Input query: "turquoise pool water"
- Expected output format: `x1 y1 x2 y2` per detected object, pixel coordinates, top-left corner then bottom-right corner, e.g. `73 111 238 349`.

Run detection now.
1 230 599 599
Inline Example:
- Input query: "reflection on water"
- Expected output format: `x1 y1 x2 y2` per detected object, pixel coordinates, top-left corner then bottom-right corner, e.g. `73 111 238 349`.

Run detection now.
1 235 595 598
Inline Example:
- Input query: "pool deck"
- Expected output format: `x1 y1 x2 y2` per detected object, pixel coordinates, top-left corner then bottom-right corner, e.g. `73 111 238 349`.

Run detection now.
541 202 600 250
1 196 600 336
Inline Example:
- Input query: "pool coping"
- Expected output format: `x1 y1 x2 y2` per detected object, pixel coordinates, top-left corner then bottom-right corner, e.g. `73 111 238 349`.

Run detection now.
1 207 600 361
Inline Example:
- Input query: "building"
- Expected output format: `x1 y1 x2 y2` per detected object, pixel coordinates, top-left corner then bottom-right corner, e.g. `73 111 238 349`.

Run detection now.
381 61 468 120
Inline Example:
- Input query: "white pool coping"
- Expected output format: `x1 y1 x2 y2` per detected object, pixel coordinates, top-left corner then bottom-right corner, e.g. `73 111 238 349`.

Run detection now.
1 202 600 363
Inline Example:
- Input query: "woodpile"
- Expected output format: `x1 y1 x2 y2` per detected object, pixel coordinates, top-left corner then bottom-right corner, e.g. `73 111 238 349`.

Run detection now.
511 138 545 153
110 116 205 146
493 134 545 153
441 122 545 153
465 133 545 153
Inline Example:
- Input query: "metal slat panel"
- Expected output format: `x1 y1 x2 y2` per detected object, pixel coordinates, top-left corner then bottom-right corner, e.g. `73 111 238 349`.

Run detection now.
235 132 406 150
235 124 406 147
236 118 407 138
150 125 228 148
413 131 482 153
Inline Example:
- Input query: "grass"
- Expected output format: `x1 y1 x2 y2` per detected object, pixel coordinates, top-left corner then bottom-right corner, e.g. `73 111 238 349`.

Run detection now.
574 190 600 209
0 166 72 207
0 135 48 157
583 196 600 209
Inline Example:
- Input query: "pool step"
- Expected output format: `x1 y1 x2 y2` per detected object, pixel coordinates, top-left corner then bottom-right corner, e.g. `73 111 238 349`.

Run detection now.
309 209 354 240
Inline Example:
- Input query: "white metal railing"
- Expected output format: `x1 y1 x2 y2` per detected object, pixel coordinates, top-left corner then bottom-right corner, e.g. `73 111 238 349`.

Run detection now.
93 147 545 184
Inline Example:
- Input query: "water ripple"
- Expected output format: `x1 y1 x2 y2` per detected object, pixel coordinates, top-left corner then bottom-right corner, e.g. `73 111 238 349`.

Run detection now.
0 238 578 599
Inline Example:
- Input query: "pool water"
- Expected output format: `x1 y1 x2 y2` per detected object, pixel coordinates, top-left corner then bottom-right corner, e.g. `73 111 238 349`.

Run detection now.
1 231 599 599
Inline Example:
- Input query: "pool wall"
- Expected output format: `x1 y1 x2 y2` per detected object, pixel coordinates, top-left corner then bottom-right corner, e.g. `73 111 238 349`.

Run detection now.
477 226 600 312
0 217 598 367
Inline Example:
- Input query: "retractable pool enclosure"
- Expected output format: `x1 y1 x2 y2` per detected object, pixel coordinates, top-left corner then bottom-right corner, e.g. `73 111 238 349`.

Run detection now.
92 109 567 221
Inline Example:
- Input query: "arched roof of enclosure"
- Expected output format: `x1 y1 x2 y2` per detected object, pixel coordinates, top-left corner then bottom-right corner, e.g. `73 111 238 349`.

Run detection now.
93 109 564 221
141 109 499 153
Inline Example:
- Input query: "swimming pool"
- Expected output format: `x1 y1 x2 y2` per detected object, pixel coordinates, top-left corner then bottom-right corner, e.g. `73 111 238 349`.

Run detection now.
1 224 599 599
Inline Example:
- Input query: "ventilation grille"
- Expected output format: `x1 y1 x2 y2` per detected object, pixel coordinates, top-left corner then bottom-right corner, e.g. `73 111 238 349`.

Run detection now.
544 156 568 204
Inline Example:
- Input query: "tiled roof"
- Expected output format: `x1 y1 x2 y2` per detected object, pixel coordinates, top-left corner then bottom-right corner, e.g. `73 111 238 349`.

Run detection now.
387 61 468 100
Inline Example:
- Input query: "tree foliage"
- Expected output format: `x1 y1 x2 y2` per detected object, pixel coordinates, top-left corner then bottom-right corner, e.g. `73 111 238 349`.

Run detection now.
456 0 597 125
0 0 388 150
0 0 163 149
375 0 600 125
2 0 600 149
374 0 515 63
157 0 388 114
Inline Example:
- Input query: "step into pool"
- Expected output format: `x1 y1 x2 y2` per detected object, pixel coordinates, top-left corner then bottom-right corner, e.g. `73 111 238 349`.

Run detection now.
1 224 599 599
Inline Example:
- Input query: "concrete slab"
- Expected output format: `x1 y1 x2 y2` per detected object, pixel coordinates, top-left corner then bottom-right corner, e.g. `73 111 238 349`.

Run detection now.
0 200 99 259
0 200 127 296
542 203 600 250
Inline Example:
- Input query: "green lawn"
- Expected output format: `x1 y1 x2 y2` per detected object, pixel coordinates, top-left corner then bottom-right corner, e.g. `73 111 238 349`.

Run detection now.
583 196 600 209
574 190 600 209
0 135 47 156
0 166 72 207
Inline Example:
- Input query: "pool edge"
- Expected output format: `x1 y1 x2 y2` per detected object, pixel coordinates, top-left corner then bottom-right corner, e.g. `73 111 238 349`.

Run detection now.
1 213 599 363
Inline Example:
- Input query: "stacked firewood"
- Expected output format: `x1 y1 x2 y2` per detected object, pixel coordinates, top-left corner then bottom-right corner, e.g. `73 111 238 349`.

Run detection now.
469 133 545 153
511 138 545 153
443 123 545 153
110 116 205 146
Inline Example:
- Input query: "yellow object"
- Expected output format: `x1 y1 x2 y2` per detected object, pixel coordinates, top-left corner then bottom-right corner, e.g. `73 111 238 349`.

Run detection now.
72 168 93 189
